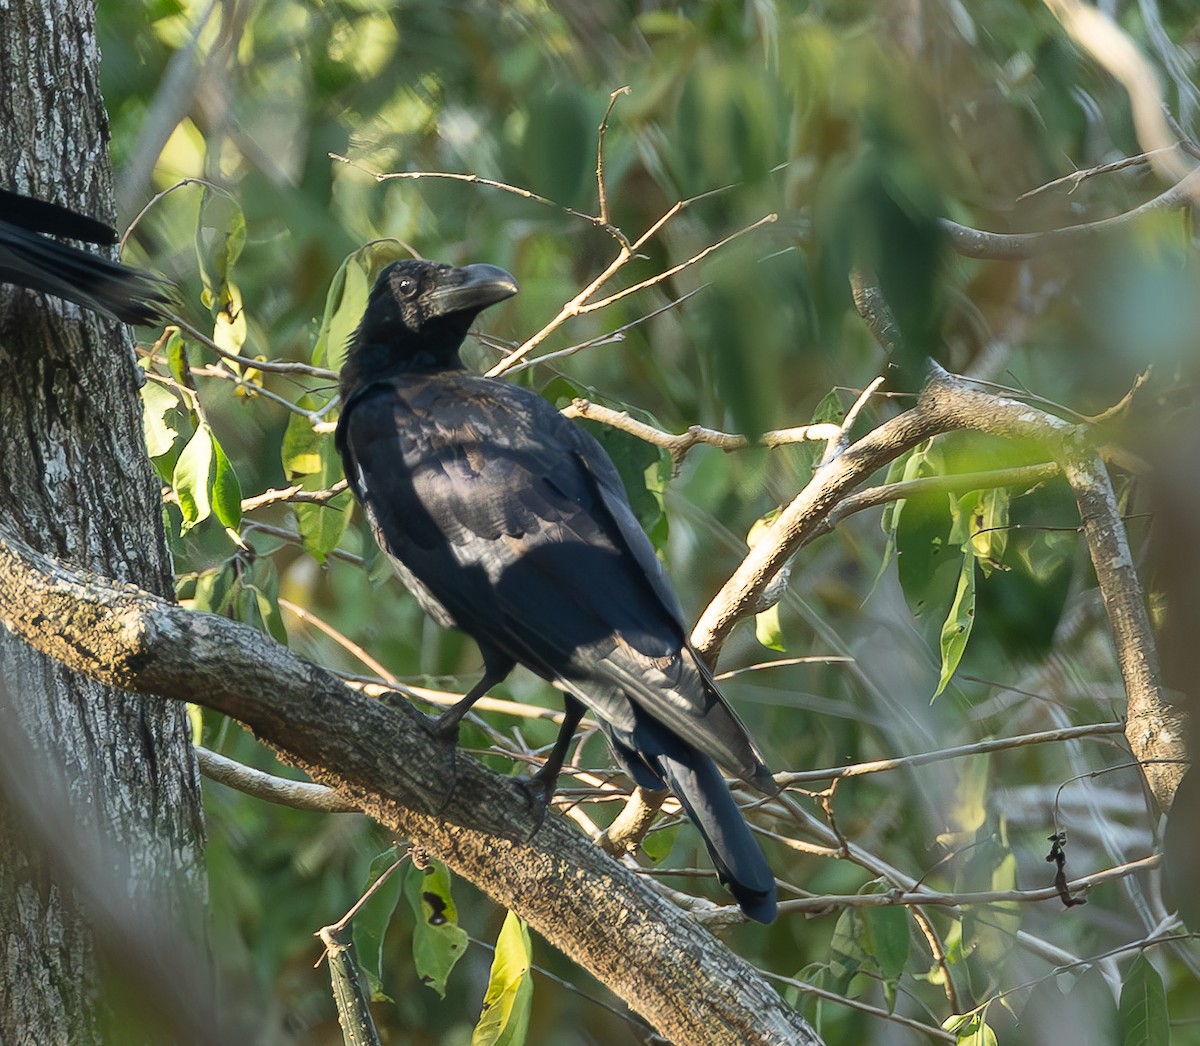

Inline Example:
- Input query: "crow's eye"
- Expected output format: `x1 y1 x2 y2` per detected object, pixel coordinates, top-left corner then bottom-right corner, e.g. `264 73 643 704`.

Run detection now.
396 276 417 298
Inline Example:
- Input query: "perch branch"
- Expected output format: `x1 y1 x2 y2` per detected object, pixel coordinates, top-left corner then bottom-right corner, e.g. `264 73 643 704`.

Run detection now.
0 527 820 1046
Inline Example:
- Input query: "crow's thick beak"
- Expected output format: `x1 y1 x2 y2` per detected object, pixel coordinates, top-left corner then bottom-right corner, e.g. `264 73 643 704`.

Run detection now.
426 263 519 318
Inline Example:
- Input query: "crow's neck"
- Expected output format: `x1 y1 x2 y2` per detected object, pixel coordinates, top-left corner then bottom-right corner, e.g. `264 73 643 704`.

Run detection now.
340 339 467 398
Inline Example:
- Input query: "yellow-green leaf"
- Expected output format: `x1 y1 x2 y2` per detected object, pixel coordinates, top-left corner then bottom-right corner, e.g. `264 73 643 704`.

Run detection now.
140 381 181 459
755 602 786 652
174 424 214 532
934 552 975 698
472 910 532 1046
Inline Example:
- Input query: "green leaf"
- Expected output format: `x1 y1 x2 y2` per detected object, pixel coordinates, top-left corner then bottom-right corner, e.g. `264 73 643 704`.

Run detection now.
755 602 786 652
313 253 369 370
934 551 975 698
174 424 214 533
164 329 190 395
210 432 243 530
1118 953 1169 1046
352 847 405 1002
172 422 241 537
863 901 910 983
828 908 868 994
140 381 181 459
970 487 1009 575
313 242 410 371
195 186 246 310
405 860 469 999
472 910 532 1046
894 444 960 620
944 1012 998 1046
282 403 351 562
190 562 235 615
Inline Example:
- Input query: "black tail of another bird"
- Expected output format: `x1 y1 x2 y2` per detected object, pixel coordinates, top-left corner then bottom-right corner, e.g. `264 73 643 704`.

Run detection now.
0 188 172 324
655 747 778 924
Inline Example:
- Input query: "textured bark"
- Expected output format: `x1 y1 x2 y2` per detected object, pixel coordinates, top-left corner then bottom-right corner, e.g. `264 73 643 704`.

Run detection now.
0 2 207 1043
0 534 823 1046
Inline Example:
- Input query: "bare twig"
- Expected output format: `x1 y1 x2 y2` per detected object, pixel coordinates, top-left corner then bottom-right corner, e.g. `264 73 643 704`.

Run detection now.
1043 0 1197 191
595 86 631 244
328 153 605 232
241 481 348 513
1015 147 1181 201
941 167 1200 261
196 745 358 813
761 970 956 1043
503 284 707 376
775 722 1126 787
562 397 840 468
486 191 764 377
169 316 338 379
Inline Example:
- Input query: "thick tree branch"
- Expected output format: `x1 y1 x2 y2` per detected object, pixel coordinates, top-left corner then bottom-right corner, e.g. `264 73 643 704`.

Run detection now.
0 529 820 1046
692 367 1186 810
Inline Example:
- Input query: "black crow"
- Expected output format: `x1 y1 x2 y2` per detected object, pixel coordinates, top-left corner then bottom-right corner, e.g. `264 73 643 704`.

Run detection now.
336 259 778 922
0 187 171 324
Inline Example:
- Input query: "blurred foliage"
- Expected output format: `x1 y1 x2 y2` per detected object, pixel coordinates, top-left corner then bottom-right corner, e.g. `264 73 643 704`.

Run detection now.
98 0 1200 1042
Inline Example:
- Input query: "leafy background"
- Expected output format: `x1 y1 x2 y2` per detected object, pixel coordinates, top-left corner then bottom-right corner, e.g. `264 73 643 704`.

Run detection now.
97 0 1200 1042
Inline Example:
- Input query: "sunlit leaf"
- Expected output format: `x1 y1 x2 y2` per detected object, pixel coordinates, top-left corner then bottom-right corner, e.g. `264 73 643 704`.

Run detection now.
140 381 181 459
755 602 786 652
174 424 214 533
944 1012 998 1046
472 910 532 1046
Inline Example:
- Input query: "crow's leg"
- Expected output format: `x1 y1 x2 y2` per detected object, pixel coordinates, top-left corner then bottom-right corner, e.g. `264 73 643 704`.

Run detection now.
430 656 514 741
517 697 587 830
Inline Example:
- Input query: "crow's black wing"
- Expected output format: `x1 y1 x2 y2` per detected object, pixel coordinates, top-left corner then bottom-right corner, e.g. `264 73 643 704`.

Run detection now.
337 372 773 790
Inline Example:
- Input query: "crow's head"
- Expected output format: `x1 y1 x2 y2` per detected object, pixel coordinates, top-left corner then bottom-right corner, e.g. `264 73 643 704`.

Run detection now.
343 259 518 390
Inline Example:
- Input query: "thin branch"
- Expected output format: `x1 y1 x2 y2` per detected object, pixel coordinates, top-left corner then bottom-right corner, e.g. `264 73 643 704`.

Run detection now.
1043 0 1198 192
241 520 363 567
1015 146 1181 201
812 461 1063 541
503 284 708 376
241 481 348 513
168 316 338 379
562 397 840 468
277 596 390 680
328 153 605 232
761 971 956 1043
941 167 1200 261
196 745 358 813
486 184 753 377
578 212 779 314
346 674 581 726
777 855 1160 914
775 722 1126 787
595 86 631 243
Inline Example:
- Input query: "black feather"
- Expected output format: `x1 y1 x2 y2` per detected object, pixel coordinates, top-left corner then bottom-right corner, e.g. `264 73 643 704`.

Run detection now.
337 258 778 922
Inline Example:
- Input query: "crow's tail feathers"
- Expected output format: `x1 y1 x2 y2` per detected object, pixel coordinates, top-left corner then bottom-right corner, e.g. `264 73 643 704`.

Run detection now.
656 747 777 924
0 207 173 325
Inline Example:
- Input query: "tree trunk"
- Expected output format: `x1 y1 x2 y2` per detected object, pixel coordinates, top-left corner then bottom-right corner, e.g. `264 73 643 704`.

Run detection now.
0 2 207 1042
